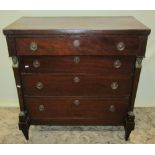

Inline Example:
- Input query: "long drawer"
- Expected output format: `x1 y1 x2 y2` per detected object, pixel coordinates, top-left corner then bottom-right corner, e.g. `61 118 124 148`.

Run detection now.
20 56 135 75
16 36 140 56
26 97 129 124
21 74 132 97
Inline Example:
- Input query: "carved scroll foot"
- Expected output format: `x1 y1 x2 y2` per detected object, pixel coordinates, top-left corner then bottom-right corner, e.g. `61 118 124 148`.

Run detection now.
18 111 30 140
124 111 135 141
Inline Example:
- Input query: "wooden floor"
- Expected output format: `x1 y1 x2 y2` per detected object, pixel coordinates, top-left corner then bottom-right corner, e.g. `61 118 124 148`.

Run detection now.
0 107 154 144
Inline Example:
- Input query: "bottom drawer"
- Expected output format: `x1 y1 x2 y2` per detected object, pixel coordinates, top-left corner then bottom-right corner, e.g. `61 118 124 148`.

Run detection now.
26 97 129 124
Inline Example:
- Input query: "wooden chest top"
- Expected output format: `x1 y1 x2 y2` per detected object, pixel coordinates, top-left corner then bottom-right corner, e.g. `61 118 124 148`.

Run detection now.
3 16 150 35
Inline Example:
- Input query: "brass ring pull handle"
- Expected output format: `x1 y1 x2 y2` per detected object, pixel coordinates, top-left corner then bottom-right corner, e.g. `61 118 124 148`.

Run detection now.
33 60 40 68
36 82 43 90
73 39 80 47
113 59 122 68
109 105 115 112
30 41 38 51
39 104 45 111
74 100 80 106
74 76 80 83
74 56 80 64
116 42 125 51
111 82 118 90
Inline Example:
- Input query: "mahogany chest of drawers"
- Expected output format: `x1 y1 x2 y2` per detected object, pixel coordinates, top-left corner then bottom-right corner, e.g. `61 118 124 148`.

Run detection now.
3 17 150 140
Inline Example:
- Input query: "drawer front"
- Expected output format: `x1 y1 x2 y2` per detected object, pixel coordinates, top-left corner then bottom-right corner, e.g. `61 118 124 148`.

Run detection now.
16 36 139 56
22 74 132 97
20 56 135 75
26 97 128 123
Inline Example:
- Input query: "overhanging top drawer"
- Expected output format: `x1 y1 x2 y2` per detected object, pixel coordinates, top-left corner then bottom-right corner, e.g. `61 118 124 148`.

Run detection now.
15 36 140 56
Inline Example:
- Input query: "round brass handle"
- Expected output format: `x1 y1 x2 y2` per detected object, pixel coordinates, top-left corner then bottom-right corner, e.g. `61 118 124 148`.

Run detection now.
73 76 80 83
109 105 115 112
116 42 126 51
30 41 38 51
74 100 80 106
111 82 118 90
113 59 122 68
36 82 43 90
39 104 45 111
73 39 80 47
33 60 40 68
74 56 80 64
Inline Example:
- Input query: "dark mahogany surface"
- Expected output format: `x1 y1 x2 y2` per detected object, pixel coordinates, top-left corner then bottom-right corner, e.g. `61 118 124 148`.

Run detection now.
20 56 135 75
16 36 140 56
22 73 132 97
3 17 150 35
3 17 151 140
26 97 128 124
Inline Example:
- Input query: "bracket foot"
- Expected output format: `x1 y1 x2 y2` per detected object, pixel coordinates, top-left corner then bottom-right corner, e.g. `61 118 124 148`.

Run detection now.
124 111 135 141
18 111 30 140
